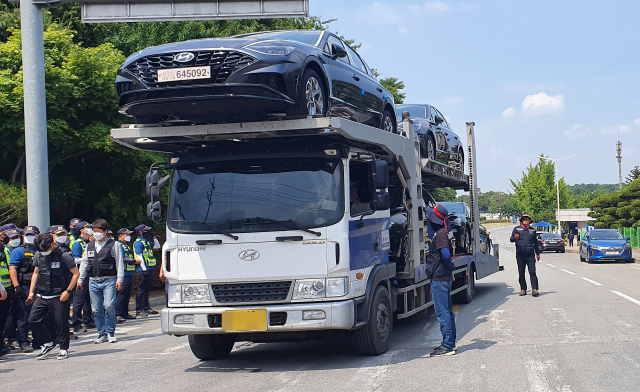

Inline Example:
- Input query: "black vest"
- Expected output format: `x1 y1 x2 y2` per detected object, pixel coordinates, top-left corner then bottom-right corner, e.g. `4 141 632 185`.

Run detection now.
18 244 36 285
34 249 72 296
87 239 117 278
426 228 453 281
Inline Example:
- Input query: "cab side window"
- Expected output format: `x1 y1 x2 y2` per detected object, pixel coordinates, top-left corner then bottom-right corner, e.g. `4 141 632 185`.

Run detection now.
349 161 373 216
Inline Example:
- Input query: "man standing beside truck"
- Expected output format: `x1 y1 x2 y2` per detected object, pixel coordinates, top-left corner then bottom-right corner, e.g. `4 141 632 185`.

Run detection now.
425 205 457 357
510 214 540 297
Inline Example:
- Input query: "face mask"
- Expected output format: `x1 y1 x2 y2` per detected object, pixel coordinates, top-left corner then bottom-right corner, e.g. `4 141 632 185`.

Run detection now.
24 236 35 244
41 251 52 256
55 236 68 244
86 228 93 236
93 232 105 241
124 236 131 242
8 239 20 248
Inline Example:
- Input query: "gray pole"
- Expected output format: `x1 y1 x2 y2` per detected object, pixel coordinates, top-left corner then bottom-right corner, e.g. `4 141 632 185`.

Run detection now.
20 0 50 229
616 139 623 190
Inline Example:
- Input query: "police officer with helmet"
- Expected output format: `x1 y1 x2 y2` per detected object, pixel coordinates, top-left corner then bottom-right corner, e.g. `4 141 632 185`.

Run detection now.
134 224 160 317
510 213 541 297
115 228 137 322
9 226 39 351
28 233 80 360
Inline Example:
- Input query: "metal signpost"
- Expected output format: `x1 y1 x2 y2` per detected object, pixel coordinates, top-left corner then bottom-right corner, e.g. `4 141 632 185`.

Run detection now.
17 0 308 230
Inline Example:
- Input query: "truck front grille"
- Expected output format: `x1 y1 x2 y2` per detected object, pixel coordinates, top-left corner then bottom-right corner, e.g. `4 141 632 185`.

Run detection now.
212 281 291 303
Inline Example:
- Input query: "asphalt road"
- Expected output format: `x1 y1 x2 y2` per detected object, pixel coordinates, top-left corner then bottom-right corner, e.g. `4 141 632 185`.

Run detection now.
3 226 640 391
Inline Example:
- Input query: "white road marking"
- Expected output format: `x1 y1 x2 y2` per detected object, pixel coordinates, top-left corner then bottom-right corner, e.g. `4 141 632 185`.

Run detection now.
580 277 603 286
546 263 557 268
610 290 640 306
560 269 575 275
116 326 141 334
526 359 575 392
346 350 397 391
162 342 189 353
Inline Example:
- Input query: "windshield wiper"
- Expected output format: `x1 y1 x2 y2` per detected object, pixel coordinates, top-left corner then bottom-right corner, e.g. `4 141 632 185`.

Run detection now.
171 220 238 240
243 219 321 237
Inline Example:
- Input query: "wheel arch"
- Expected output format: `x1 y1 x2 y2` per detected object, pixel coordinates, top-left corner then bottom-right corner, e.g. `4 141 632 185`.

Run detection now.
301 59 330 98
383 102 397 130
354 263 396 329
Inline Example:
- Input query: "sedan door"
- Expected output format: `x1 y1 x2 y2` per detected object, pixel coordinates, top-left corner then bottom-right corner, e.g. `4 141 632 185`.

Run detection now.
323 35 361 122
346 46 384 127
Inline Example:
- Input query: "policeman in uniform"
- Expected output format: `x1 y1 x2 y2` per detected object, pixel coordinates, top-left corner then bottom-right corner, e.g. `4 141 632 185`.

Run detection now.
9 226 40 351
510 213 541 297
68 218 81 243
115 228 137 322
134 224 160 316
2 227 24 351
71 221 94 332
28 233 80 360
48 225 72 255
0 227 14 357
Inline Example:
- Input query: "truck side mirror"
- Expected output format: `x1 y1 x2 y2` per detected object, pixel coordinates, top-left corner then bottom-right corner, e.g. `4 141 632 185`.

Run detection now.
146 171 159 198
147 201 162 222
375 160 389 189
375 192 390 211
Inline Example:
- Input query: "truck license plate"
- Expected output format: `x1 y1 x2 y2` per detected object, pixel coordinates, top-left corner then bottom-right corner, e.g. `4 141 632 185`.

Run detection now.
157 66 210 82
606 251 619 255
221 309 267 332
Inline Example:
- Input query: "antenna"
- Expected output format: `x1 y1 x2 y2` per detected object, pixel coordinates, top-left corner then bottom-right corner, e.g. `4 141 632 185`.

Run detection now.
616 136 623 190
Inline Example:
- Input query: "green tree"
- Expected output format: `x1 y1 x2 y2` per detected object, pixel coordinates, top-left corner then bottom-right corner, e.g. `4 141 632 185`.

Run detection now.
510 156 570 223
589 178 640 229
370 69 405 104
0 180 27 226
427 187 456 202
626 166 640 185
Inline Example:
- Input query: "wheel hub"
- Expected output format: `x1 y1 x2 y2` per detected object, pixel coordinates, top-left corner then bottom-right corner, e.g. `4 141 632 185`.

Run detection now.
305 77 324 115
376 300 390 341
383 116 393 132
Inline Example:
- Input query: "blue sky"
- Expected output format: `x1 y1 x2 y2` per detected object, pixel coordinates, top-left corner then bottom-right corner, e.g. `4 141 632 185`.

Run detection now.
311 0 640 192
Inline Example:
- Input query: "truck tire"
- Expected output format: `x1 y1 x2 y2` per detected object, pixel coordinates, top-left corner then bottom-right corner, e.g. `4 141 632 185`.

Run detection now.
188 334 235 361
356 285 392 355
453 269 474 304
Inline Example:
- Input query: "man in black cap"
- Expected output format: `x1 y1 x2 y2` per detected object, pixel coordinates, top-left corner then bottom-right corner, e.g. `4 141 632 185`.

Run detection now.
71 221 94 332
48 225 72 255
425 205 457 357
115 228 137 322
510 213 541 297
133 224 160 316
68 218 81 243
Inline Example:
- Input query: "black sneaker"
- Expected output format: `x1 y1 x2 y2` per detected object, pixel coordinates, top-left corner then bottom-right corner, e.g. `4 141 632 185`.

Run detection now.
85 322 97 329
145 309 159 315
116 316 126 324
74 324 87 333
57 349 69 360
21 344 34 353
36 343 55 360
136 311 149 318
429 347 455 357
0 346 12 357
93 334 108 344
433 346 458 352
123 314 137 320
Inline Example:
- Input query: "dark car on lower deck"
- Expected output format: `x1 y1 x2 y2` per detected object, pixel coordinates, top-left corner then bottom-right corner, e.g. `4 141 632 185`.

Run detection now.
115 30 396 128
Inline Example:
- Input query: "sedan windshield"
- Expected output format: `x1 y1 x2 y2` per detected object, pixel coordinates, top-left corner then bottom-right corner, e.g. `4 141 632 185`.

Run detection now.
396 105 428 121
590 230 624 240
168 158 344 234
437 202 466 215
237 30 322 46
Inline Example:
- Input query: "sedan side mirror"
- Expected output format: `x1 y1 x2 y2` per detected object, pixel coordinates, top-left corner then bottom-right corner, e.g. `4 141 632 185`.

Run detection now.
626 237 631 241
331 43 348 60
433 116 444 125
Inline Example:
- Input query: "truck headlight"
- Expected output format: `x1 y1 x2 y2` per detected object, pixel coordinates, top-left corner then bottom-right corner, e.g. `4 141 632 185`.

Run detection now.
182 284 211 303
293 279 325 299
326 278 347 297
168 284 181 304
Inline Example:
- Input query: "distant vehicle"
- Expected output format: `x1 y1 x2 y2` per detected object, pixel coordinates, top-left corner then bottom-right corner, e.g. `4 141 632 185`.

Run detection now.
479 225 492 255
395 104 465 170
538 233 565 253
579 229 633 263
115 30 396 128
437 201 472 254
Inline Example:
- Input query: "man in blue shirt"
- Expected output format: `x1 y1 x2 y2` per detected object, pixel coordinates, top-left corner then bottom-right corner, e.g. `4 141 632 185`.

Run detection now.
9 226 40 351
133 224 160 317
71 221 94 332
115 228 137 322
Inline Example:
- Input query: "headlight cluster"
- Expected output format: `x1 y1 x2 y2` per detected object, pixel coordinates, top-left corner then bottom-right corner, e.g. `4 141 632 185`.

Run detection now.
292 278 347 299
244 42 296 56
590 244 601 250
623 244 631 249
168 284 211 304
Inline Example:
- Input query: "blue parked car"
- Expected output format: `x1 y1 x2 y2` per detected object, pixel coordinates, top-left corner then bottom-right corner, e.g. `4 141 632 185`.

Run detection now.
579 229 633 263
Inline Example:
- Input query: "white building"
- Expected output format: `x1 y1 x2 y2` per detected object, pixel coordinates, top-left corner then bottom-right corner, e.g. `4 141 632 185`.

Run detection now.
556 208 594 234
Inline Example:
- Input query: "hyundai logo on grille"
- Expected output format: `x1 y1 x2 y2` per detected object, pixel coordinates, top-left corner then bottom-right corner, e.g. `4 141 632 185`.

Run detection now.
239 249 260 261
174 52 195 63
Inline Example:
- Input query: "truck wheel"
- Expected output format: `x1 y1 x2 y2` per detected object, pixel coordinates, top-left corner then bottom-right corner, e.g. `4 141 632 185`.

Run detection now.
356 285 392 355
188 334 235 361
453 269 474 304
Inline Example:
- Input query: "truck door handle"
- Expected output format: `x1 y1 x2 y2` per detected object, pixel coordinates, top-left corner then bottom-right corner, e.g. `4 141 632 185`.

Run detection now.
377 88 383 93
276 236 303 242
353 74 360 81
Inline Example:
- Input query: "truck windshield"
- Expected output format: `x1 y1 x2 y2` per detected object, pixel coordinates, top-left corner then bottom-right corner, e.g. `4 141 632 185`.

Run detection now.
168 158 344 234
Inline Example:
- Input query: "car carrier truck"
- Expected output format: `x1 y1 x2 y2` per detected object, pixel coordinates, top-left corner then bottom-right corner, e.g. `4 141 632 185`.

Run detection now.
110 114 500 359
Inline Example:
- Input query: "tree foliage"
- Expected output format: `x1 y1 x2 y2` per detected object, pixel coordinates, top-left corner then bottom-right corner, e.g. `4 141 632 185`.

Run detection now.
427 187 456 202
626 166 640 185
510 156 569 223
589 179 640 229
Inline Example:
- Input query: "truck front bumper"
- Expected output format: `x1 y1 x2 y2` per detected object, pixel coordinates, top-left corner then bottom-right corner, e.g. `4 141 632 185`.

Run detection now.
161 300 355 335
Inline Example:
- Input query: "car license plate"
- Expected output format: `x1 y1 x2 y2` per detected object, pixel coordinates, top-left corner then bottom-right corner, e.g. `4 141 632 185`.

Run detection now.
157 66 210 82
606 251 619 255
221 309 267 332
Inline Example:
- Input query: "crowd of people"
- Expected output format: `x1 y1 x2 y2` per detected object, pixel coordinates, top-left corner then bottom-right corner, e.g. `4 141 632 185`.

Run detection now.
0 218 163 360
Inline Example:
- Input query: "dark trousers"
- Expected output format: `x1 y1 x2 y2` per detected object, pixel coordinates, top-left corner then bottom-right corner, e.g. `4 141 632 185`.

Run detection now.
116 275 134 317
0 288 13 349
28 296 71 350
136 271 153 312
569 239 574 247
3 286 30 346
517 254 538 291
73 276 92 326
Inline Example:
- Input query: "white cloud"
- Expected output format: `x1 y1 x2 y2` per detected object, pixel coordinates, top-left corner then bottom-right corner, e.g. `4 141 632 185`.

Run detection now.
635 119 640 126
491 146 502 160
458 3 480 11
601 125 630 135
502 107 517 117
521 92 565 117
424 1 451 14
562 123 592 139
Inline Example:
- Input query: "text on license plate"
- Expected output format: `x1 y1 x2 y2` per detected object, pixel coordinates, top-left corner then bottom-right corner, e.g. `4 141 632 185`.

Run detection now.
221 309 267 332
606 251 619 255
157 66 210 82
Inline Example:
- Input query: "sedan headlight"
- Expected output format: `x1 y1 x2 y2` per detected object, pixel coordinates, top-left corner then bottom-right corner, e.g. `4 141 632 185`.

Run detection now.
181 284 211 303
623 244 631 249
244 42 296 56
326 278 347 297
590 244 601 250
293 279 325 299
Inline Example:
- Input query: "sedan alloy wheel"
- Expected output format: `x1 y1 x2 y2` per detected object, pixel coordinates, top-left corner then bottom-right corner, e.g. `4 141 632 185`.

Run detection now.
305 76 324 115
